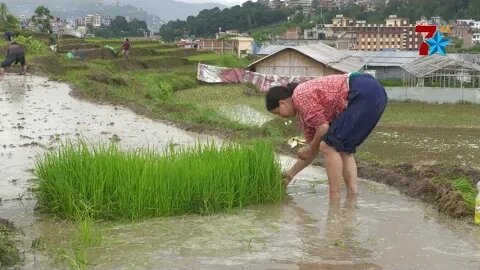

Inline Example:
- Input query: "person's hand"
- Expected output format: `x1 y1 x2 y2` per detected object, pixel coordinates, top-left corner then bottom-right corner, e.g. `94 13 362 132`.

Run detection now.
282 171 293 187
297 146 316 160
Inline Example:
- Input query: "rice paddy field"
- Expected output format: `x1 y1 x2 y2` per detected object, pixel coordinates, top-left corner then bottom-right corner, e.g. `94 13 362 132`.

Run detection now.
0 36 479 269
35 140 283 220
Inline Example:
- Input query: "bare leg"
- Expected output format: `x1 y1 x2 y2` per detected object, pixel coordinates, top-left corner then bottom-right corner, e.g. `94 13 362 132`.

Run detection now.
0 67 4 75
340 152 358 197
320 141 343 200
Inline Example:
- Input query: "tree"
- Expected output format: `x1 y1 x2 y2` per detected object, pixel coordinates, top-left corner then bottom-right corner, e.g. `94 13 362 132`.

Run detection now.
112 16 129 31
159 2 290 41
93 17 149 38
0 3 18 29
32 5 53 32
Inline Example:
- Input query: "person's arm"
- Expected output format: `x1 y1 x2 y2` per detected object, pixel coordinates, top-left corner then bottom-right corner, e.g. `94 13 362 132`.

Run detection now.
284 124 329 181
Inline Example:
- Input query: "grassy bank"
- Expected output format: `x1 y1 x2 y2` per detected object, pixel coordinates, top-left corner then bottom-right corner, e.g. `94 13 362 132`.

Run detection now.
35 140 283 220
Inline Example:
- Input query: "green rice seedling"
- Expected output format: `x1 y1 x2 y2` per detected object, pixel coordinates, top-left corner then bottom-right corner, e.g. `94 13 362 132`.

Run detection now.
35 140 283 220
452 177 476 209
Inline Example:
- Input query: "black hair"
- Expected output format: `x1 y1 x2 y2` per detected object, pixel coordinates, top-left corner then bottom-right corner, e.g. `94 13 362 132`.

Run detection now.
265 83 299 111
126 38 129 41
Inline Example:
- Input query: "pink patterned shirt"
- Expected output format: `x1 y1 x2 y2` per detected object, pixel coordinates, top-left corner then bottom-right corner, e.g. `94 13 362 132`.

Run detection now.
292 74 350 142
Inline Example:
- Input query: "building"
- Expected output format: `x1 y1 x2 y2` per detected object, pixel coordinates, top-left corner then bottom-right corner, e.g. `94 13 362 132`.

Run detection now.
457 19 480 29
331 15 423 51
453 22 474 48
332 14 366 27
76 26 88 37
347 50 418 80
197 39 239 55
231 36 255 56
103 16 113 27
248 43 364 76
286 0 314 15
268 0 284 8
281 27 302 40
177 39 200 49
385 15 407 27
318 0 353 9
473 33 480 45
85 15 94 26
304 25 334 40
93 14 102 28
402 54 480 88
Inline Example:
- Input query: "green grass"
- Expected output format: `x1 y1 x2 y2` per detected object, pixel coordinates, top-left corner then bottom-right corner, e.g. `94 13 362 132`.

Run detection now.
379 78 403 87
380 103 480 128
175 84 265 111
452 177 477 209
187 53 251 68
135 71 198 100
0 223 20 268
35 140 283 220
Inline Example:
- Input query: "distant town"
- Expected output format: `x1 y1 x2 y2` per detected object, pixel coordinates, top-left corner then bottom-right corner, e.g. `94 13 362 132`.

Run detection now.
10 0 480 53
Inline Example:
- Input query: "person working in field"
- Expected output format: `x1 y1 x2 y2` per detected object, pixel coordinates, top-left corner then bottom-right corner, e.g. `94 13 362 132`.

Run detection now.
121 38 131 59
266 73 387 200
0 42 27 75
4 31 16 42
49 30 58 52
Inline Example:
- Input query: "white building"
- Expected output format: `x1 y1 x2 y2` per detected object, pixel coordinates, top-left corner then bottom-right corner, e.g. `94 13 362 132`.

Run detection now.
473 33 480 44
103 16 113 27
93 14 102 28
76 26 88 37
85 15 94 26
457 19 480 29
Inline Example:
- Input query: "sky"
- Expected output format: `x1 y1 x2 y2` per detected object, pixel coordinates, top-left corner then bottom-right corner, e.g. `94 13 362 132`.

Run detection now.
11 0 248 6
179 0 246 4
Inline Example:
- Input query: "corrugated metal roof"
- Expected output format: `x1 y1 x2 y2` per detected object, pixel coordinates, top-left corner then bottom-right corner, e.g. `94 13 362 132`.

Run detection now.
448 53 480 65
346 50 419 67
402 54 480 77
257 45 287 55
250 43 364 73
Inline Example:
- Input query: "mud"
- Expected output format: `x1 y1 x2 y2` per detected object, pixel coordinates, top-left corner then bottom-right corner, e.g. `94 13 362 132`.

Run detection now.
356 163 479 218
1 75 480 269
362 126 480 169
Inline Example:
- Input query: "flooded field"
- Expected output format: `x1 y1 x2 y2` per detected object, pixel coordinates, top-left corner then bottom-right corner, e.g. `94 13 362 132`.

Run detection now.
362 126 480 168
218 104 273 127
1 75 480 269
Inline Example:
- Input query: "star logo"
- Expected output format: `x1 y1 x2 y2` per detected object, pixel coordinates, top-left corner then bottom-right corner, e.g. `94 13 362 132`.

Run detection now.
425 31 450 56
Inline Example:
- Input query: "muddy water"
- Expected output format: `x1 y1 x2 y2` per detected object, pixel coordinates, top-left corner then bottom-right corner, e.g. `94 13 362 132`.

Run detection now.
1 75 480 270
218 104 273 127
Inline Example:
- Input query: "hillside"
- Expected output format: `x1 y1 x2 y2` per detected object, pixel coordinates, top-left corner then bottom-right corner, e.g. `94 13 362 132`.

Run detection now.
4 0 227 24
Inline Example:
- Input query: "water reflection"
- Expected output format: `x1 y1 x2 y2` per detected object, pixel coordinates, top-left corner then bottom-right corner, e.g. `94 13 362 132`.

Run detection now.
283 197 380 270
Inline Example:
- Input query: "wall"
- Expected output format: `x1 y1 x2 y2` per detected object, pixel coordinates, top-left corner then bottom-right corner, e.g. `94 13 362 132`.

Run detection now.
386 87 480 104
369 66 404 80
198 40 238 55
253 50 341 76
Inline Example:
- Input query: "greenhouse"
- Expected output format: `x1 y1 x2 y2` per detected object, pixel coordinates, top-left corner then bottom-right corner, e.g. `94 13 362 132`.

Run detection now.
402 54 480 88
